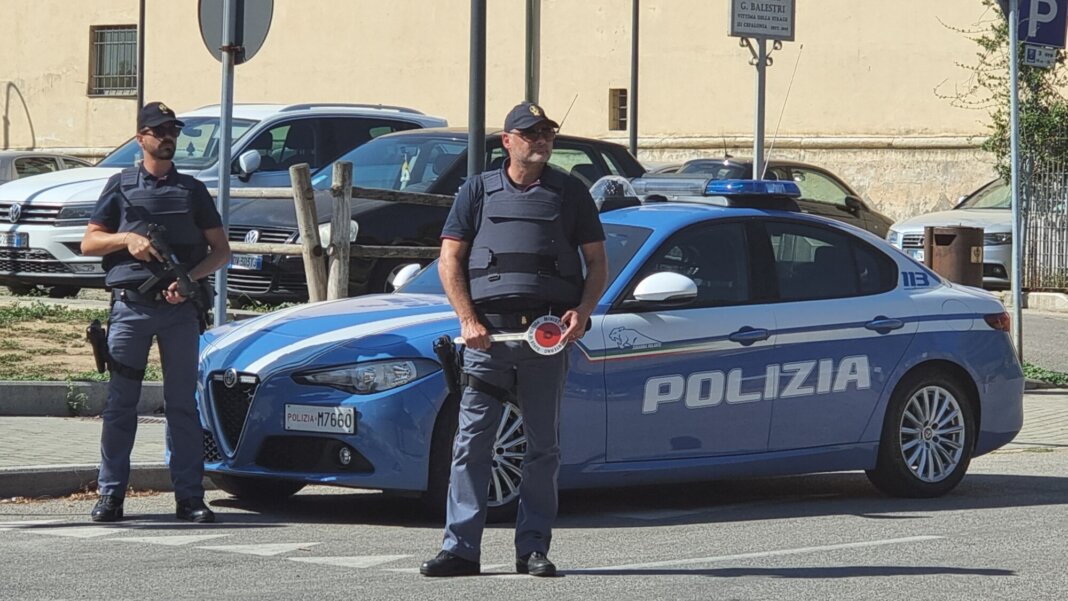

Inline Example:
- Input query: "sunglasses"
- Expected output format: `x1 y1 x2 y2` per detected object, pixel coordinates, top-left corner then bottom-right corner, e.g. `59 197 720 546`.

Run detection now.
140 124 182 139
510 127 558 141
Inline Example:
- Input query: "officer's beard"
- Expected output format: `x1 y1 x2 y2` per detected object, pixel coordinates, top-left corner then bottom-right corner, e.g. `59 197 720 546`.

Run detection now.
147 143 176 161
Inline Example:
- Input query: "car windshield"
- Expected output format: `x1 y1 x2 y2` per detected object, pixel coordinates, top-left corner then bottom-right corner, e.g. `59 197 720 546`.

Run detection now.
311 133 466 192
397 223 654 295
97 117 258 170
957 180 1010 209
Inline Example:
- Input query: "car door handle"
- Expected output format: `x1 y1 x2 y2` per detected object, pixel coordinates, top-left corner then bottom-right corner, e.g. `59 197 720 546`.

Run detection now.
729 327 770 346
865 317 904 334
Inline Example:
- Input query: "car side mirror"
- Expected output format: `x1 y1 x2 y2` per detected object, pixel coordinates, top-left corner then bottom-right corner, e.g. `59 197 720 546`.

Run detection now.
844 195 864 212
236 150 261 182
632 272 698 304
390 263 423 290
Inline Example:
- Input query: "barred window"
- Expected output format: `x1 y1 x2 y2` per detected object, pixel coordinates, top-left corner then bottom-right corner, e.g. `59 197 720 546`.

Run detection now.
89 25 137 96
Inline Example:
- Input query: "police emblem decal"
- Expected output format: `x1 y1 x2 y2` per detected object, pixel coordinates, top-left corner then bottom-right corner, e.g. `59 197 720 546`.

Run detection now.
244 229 260 244
158 103 171 115
223 368 239 388
9 203 22 224
529 104 542 117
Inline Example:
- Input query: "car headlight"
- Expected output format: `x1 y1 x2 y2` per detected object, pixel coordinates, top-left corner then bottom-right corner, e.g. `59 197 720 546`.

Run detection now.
886 229 901 247
983 232 1011 245
56 203 98 225
292 358 439 394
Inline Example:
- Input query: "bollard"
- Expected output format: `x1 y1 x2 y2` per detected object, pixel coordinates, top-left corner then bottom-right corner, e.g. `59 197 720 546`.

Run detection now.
923 226 983 287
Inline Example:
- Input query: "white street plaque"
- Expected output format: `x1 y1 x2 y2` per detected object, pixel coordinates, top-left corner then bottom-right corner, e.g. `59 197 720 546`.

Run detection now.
730 0 795 41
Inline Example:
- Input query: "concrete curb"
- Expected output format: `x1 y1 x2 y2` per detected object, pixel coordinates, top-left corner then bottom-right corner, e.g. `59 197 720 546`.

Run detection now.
0 381 164 417
0 463 173 499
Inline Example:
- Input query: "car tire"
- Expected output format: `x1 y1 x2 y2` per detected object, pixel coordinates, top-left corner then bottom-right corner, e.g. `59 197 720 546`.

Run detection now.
865 369 976 498
46 285 80 299
209 474 305 502
421 396 523 523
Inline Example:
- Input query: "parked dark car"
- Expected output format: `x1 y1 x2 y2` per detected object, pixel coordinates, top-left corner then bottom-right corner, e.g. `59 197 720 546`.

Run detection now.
667 158 893 237
224 127 646 302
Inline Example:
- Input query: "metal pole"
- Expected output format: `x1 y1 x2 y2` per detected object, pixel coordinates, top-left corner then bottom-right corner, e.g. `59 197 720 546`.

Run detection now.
136 0 145 115
525 0 539 103
213 0 237 327
629 0 639 157
753 38 767 180
1009 0 1023 360
468 0 487 177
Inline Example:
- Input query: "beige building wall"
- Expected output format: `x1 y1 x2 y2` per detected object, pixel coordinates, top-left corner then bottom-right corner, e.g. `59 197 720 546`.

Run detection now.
1 0 1007 219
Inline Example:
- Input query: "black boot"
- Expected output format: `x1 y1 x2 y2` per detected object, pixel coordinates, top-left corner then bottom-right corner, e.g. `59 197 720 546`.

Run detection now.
517 551 557 577
420 551 480 577
176 497 215 523
90 495 124 522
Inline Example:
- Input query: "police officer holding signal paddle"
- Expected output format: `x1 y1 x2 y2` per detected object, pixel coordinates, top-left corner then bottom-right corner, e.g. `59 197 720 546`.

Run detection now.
421 101 608 577
81 102 230 523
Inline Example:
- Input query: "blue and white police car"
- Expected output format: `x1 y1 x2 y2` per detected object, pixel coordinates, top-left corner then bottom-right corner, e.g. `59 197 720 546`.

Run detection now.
196 178 1023 519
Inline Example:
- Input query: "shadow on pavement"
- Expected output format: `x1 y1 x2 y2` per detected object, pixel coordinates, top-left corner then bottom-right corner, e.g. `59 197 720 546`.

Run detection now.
561 565 1015 578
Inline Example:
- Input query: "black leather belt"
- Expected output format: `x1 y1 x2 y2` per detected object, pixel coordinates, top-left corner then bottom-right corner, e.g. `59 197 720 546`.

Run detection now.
114 288 167 306
480 307 556 330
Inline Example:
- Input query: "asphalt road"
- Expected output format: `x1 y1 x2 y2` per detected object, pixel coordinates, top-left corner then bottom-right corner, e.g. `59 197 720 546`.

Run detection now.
2 448 1066 601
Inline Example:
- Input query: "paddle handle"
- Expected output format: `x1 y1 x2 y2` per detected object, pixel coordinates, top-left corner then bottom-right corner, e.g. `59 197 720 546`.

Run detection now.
453 332 527 345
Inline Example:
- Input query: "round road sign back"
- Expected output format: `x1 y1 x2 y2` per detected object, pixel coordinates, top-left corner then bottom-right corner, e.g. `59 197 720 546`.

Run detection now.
199 0 273 65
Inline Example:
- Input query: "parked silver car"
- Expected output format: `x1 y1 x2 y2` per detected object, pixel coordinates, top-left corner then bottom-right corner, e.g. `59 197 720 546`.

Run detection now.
0 151 92 185
887 179 1010 289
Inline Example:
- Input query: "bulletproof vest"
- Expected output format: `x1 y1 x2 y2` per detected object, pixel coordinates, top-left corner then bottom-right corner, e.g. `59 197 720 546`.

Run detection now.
103 167 209 290
467 169 583 307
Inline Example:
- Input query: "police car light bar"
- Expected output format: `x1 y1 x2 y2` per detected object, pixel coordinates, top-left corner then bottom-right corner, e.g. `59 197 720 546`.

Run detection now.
630 176 710 197
705 179 801 198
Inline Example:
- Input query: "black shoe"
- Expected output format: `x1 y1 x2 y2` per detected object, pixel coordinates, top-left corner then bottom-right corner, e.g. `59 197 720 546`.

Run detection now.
517 551 557 577
420 551 480 577
176 497 215 523
90 495 124 522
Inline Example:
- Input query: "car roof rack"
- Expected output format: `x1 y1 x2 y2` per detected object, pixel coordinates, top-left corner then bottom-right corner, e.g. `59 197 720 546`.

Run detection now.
279 103 426 115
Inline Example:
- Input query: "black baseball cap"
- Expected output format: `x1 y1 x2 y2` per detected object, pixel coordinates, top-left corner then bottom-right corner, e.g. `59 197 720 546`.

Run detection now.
504 101 559 132
138 101 185 130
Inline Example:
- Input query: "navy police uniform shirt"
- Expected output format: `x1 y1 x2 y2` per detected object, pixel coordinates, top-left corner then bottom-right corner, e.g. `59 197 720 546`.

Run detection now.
441 160 605 246
89 164 222 232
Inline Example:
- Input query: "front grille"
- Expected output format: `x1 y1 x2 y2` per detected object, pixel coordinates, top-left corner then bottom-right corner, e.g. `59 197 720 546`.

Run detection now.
203 429 223 463
228 225 295 244
256 436 373 473
0 248 71 274
209 374 258 451
902 233 924 248
0 202 61 225
226 270 309 295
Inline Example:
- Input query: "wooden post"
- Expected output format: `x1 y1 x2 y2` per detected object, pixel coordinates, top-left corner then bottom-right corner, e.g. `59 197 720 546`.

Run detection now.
327 161 353 300
290 163 327 302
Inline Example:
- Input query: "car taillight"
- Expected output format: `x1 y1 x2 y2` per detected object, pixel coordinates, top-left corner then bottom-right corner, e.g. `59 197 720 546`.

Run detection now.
983 312 1011 332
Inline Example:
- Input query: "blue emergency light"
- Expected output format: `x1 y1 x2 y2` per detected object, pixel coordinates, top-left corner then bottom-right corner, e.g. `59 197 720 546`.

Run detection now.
704 179 801 198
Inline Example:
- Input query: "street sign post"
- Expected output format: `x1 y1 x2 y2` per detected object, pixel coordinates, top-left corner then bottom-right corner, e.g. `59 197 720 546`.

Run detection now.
198 0 273 327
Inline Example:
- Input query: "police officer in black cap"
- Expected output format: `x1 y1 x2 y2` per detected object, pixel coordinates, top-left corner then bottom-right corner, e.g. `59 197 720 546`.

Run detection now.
420 102 608 577
81 101 231 523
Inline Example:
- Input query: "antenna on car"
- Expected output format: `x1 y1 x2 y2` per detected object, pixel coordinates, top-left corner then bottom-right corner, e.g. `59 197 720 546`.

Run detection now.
721 135 732 160
557 94 579 131
762 43 804 179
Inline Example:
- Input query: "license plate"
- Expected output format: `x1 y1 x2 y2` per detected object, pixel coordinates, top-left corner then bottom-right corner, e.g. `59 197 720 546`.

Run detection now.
0 232 28 248
230 253 263 270
284 404 355 434
906 248 925 262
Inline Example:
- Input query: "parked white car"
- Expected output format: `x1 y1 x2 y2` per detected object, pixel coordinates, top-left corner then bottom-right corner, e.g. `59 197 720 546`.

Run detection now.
886 179 1010 289
0 150 92 186
0 103 446 297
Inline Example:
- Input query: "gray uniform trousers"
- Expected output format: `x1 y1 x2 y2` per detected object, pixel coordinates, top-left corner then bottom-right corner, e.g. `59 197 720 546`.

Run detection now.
442 339 569 562
97 298 204 501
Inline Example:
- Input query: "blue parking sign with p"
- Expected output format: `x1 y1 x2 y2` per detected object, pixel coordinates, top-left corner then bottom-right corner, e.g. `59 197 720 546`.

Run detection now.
1020 0 1068 48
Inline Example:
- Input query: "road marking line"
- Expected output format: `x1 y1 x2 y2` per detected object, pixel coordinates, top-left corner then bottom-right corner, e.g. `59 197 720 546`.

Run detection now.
27 526 126 539
113 534 230 546
199 542 320 556
588 536 944 571
289 555 411 569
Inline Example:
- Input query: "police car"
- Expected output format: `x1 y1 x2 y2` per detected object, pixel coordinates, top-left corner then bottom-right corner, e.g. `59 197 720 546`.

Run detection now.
196 178 1024 519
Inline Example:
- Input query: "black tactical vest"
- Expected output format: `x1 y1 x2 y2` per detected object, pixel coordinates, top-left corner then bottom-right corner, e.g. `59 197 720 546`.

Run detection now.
467 168 583 307
103 167 209 290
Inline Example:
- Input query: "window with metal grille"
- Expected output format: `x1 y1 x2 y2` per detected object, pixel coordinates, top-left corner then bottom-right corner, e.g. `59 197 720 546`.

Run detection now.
609 88 628 131
88 25 137 96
